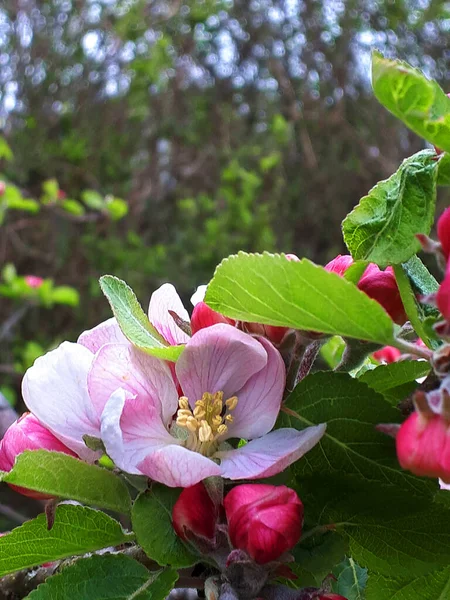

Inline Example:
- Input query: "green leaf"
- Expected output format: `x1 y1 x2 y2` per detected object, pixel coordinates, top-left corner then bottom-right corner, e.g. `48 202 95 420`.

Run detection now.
366 568 450 600
359 360 430 405
82 189 105 210
437 153 450 186
342 150 438 267
62 199 85 216
292 532 348 587
132 486 197 568
1 450 131 514
105 196 128 220
205 253 396 345
333 557 368 600
372 52 450 152
0 136 13 161
51 286 80 306
0 505 132 576
27 555 178 600
281 372 434 495
99 275 184 361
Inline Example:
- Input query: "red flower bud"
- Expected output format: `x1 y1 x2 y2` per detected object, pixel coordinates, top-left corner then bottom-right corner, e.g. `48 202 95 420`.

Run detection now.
357 264 407 325
319 595 348 600
437 266 450 322
224 484 303 564
191 302 234 334
396 412 450 482
324 254 354 277
0 181 5 196
243 322 288 344
24 275 44 289
373 346 402 364
172 482 219 542
0 413 76 499
437 208 450 261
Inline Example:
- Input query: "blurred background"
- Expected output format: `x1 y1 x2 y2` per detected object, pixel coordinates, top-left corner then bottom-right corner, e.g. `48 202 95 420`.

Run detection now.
1 0 450 412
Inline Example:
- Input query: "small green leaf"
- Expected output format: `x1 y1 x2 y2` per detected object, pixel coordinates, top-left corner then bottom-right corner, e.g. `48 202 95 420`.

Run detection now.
342 150 438 267
0 136 13 161
132 486 197 568
372 52 450 152
402 254 439 296
437 152 450 186
82 189 105 210
205 253 396 345
359 360 430 405
99 275 184 361
105 196 128 220
1 450 131 514
333 557 368 600
51 286 80 306
0 505 133 576
27 555 178 600
282 372 434 495
62 199 85 216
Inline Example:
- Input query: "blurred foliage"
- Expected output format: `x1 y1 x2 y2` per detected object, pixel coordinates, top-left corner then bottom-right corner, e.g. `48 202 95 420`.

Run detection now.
1 0 450 404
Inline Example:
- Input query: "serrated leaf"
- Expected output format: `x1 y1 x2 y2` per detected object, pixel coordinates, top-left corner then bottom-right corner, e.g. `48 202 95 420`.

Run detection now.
342 150 438 267
27 555 178 600
366 568 450 600
292 533 348 587
132 487 197 568
281 372 433 495
437 152 450 186
372 52 450 152
359 360 430 404
333 557 368 600
99 275 184 361
205 253 396 345
0 505 132 576
1 450 131 514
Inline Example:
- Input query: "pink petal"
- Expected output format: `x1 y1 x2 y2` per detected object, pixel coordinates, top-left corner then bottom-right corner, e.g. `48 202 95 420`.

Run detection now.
77 318 128 353
216 425 326 480
22 342 100 461
101 388 177 475
88 344 178 426
226 337 285 440
176 324 267 403
148 283 190 345
138 445 221 488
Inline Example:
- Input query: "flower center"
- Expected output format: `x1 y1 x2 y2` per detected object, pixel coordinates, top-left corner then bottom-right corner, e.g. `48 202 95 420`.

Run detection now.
176 391 238 457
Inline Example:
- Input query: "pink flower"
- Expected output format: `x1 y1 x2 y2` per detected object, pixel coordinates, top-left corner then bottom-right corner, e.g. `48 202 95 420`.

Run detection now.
0 413 76 498
324 254 354 277
396 412 450 482
191 302 233 334
437 265 450 322
25 275 44 289
172 482 219 542
437 207 450 261
372 346 402 364
224 484 303 564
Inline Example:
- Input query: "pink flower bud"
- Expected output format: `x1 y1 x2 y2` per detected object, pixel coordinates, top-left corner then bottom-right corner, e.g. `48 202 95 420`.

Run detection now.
396 412 450 482
285 253 300 262
373 346 402 364
224 484 303 564
0 181 5 196
437 266 450 322
172 482 219 542
319 595 348 600
243 323 288 344
437 208 450 261
324 254 354 277
357 264 407 325
0 413 76 499
191 302 234 334
57 189 67 200
24 275 44 289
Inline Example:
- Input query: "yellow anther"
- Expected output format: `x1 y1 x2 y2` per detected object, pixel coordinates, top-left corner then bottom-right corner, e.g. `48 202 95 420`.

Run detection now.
225 414 234 423
217 424 228 436
199 420 213 442
212 399 223 415
176 415 188 427
214 391 224 402
212 415 223 428
177 409 193 419
225 396 238 411
186 417 198 433
178 396 189 409
195 399 206 409
193 406 206 419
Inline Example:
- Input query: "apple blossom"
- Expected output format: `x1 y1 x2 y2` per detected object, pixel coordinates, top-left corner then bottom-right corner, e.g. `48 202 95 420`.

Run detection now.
172 482 219 542
437 207 450 261
24 275 44 289
224 483 303 564
191 301 233 334
0 413 76 498
372 346 402 364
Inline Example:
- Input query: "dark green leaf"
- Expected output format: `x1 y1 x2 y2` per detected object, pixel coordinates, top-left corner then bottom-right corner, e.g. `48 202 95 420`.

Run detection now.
333 557 368 600
1 450 131 514
342 150 438 267
0 505 133 576
205 253 396 345
366 568 450 600
359 360 430 404
292 533 348 587
132 486 197 568
27 555 178 600
393 264 432 346
99 275 184 361
372 52 450 152
282 372 433 495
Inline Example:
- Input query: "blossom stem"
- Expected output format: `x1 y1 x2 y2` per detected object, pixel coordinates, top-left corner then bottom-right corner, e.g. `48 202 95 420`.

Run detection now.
392 338 433 361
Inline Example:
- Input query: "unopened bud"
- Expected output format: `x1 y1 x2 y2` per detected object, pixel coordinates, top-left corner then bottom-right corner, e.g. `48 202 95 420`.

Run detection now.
25 275 44 289
191 302 234 334
172 482 219 545
357 264 407 325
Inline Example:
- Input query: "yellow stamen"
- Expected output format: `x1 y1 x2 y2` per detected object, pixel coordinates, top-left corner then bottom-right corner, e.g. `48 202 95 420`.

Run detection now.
217 424 228 436
225 414 234 423
199 420 213 442
225 396 238 411
178 396 189 409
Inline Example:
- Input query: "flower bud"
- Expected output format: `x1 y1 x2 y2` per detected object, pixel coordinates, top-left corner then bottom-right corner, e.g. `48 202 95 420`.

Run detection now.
324 254 354 277
319 595 348 600
396 412 450 482
357 264 407 325
25 275 44 289
0 181 5 196
437 266 450 323
224 484 303 564
191 302 234 334
437 208 450 261
172 482 219 543
372 346 402 364
0 413 76 498
243 322 288 345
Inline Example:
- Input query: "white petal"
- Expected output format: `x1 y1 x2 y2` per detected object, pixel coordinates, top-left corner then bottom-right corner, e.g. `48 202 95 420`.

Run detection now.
190 285 207 306
148 283 190 345
77 317 128 353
